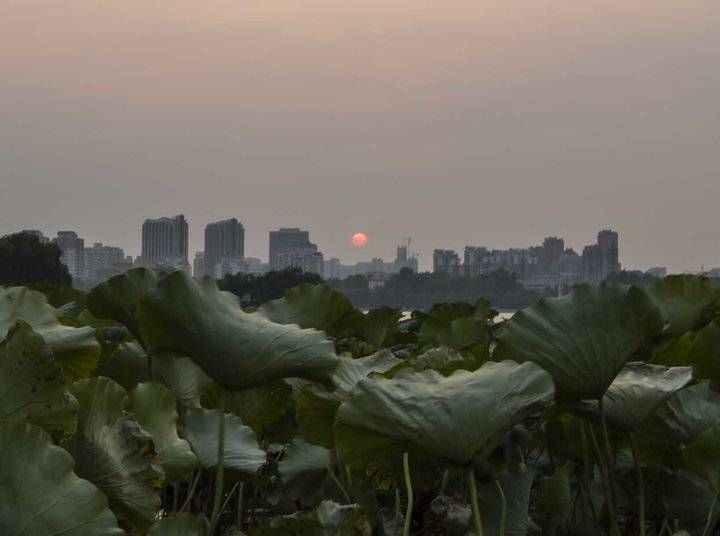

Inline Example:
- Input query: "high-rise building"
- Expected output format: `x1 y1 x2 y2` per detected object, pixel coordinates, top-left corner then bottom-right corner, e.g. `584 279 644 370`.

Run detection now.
269 228 314 271
84 242 126 284
597 229 620 279
433 249 461 276
193 252 205 278
581 244 603 284
54 231 85 280
274 246 324 275
203 218 245 277
141 215 189 270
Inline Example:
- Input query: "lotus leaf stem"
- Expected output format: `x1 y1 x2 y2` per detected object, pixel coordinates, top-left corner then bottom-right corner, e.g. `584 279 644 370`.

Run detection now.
237 482 244 527
599 398 619 528
628 434 645 536
468 467 485 536
494 479 506 536
580 422 596 525
209 391 227 535
328 468 352 504
403 452 413 536
219 482 239 521
394 488 402 536
180 470 201 513
440 470 449 496
587 419 619 536
702 487 720 536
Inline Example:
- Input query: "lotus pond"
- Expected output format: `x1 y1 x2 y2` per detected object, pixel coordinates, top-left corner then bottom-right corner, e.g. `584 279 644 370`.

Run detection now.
2 269 720 535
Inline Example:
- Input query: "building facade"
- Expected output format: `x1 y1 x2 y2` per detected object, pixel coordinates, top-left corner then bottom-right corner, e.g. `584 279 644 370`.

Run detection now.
433 249 461 276
141 215 189 270
269 228 313 271
203 218 245 277
83 242 127 284
54 231 85 280
275 246 324 275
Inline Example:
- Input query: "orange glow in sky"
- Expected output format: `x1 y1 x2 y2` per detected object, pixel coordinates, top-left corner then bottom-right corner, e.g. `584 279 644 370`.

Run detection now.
352 233 368 247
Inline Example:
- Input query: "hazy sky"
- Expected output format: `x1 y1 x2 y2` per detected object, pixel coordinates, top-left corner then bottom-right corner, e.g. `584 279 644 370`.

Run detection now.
2 1 719 272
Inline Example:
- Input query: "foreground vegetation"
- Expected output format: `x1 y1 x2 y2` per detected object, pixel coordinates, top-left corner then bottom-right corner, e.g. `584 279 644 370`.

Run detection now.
2 269 720 535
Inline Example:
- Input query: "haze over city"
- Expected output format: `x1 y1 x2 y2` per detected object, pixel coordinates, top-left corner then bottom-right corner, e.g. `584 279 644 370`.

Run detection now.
2 1 719 272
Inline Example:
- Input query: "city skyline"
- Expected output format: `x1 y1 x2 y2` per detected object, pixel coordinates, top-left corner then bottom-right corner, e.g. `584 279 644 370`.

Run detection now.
2 1 719 274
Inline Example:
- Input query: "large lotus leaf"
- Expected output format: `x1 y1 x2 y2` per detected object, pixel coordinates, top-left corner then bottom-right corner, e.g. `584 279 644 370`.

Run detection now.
183 407 266 475
137 272 339 390
249 500 372 536
259 283 364 338
96 340 150 390
334 360 555 469
87 268 159 344
652 382 720 444
682 427 720 485
203 380 294 437
416 300 492 353
664 470 720 536
67 377 163 532
534 463 572 534
0 286 101 380
147 514 207 535
296 351 402 448
0 322 77 436
479 464 538 536
684 321 720 384
151 353 212 409
0 421 123 535
574 362 693 432
129 382 198 480
359 307 402 348
645 275 720 338
652 332 696 367
278 439 334 505
494 283 663 400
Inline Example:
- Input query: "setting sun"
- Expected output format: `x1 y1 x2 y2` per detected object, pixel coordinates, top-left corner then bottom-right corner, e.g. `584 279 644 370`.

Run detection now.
352 232 368 247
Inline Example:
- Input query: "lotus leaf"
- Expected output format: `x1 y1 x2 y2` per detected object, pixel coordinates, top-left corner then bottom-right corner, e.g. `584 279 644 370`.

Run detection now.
68 377 163 531
129 382 198 480
184 407 266 474
653 382 720 444
478 464 538 536
0 421 123 535
334 360 555 469
296 351 401 448
152 352 212 409
576 362 693 432
494 283 663 400
0 286 101 380
87 268 160 344
278 438 334 505
645 275 720 338
0 321 77 436
664 470 720 536
684 321 720 384
137 272 339 390
96 340 150 390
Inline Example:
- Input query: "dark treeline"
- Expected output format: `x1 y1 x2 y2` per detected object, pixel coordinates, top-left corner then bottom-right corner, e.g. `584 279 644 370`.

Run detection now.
327 268 541 310
0 232 71 287
218 267 323 307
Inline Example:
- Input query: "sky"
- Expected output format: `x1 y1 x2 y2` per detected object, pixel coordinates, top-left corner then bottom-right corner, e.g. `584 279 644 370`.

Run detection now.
1 0 719 272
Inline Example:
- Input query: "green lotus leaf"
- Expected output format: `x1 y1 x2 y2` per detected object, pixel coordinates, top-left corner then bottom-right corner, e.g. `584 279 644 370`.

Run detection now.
203 380 294 437
136 272 339 390
87 268 160 345
479 464 538 536
652 332 696 367
645 275 720 338
682 426 720 485
0 321 77 436
359 307 402 348
96 340 150 390
278 438 334 506
151 353 212 409
574 362 693 432
664 470 720 536
0 420 123 536
0 286 101 380
334 360 555 469
129 382 198 480
249 500 371 536
684 321 720 384
183 407 266 475
415 300 492 353
67 377 163 532
410 346 482 376
653 382 720 444
259 283 364 338
534 463 572 534
147 513 207 535
296 351 402 448
494 283 663 400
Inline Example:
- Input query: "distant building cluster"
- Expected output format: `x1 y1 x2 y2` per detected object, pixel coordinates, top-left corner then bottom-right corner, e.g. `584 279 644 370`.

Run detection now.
434 230 622 292
324 245 419 280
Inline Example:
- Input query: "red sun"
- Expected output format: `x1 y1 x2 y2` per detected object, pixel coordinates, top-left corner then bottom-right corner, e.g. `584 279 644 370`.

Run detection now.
352 232 368 247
